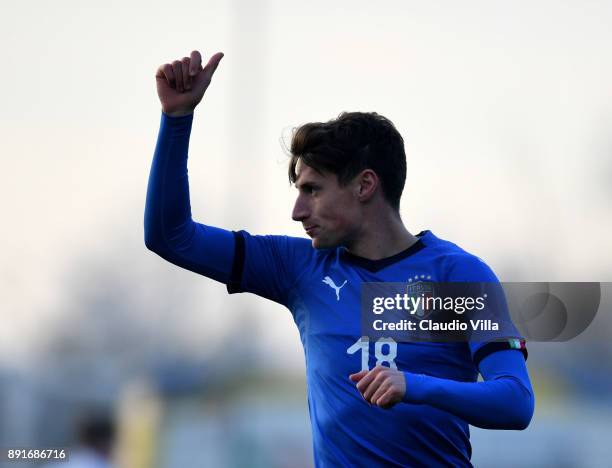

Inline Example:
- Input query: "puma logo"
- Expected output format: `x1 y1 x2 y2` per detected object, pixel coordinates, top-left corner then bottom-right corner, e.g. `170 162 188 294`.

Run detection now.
322 276 347 301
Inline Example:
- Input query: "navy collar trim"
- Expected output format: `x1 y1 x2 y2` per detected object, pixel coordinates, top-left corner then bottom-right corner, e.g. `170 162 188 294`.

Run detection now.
340 231 428 272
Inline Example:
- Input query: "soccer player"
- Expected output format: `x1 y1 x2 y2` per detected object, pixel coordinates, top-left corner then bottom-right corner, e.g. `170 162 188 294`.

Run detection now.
145 50 534 467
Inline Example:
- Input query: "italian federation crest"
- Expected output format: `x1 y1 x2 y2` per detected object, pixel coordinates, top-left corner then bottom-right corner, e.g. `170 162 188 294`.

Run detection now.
406 275 435 319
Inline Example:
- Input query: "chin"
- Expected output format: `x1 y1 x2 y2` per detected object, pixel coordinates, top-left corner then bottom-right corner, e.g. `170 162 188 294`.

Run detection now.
311 236 340 250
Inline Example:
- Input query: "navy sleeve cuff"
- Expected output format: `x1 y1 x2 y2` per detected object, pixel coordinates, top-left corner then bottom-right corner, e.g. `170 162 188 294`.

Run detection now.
473 340 528 370
227 230 246 294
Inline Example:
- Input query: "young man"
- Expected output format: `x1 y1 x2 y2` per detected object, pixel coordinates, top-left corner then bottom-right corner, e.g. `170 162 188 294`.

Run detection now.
145 50 534 467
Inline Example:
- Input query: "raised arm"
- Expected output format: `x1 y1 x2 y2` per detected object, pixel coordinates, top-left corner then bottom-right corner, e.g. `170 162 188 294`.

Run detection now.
144 50 235 283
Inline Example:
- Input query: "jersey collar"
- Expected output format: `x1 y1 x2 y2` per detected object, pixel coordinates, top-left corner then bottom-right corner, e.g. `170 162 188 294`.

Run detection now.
340 230 429 272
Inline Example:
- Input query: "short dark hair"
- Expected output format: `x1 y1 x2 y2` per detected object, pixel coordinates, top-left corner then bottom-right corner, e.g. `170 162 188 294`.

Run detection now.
288 111 407 211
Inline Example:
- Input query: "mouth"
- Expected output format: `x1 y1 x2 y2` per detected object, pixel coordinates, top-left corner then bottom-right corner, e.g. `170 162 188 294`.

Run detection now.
304 225 319 237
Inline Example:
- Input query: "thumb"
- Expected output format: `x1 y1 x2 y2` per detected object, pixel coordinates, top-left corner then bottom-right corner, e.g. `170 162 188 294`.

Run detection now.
200 52 224 81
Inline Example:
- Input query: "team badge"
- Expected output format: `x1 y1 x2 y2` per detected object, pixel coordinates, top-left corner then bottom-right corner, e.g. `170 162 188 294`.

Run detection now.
406 275 435 319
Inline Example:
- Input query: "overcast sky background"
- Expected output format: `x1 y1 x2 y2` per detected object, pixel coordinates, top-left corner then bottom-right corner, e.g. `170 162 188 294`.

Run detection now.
1 0 611 367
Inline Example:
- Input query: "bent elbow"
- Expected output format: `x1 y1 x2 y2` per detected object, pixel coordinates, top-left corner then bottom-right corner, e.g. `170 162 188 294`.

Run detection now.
511 413 532 430
144 224 162 253
510 392 535 430
144 235 156 252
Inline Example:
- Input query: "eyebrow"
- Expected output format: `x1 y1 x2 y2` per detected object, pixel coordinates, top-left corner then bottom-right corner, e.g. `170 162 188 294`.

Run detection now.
295 180 320 190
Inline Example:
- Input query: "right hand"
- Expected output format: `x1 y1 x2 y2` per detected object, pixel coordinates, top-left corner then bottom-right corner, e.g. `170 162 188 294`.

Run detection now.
155 50 224 117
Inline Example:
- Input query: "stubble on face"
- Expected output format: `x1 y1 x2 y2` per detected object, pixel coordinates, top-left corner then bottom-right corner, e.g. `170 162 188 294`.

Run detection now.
293 160 361 250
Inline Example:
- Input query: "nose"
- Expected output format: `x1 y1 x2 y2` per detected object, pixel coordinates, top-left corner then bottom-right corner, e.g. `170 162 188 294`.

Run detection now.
292 193 310 222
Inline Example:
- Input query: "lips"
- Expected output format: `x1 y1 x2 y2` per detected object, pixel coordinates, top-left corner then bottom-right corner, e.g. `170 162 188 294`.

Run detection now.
304 225 318 237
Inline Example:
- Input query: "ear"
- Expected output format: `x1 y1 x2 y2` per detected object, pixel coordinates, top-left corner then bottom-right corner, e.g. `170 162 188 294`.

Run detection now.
356 169 379 202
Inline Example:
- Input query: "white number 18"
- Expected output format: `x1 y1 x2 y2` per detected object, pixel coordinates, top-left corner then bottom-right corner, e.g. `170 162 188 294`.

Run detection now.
346 336 397 371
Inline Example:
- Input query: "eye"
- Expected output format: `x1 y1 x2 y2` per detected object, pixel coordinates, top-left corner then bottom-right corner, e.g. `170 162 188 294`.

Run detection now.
300 184 319 195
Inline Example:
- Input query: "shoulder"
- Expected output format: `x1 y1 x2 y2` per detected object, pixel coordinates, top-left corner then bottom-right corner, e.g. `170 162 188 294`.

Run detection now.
238 230 335 269
238 231 311 255
419 231 499 282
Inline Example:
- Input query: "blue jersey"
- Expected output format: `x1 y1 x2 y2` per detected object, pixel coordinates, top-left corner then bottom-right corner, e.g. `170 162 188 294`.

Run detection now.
145 112 533 468
228 229 526 467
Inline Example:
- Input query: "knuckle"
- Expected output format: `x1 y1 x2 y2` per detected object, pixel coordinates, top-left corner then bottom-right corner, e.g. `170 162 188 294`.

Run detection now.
182 56 190 64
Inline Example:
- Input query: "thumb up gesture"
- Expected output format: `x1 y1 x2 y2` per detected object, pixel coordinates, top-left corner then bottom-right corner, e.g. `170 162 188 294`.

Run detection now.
155 50 224 117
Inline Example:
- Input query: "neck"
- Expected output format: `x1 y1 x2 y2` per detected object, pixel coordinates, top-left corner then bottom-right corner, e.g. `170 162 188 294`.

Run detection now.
344 207 418 260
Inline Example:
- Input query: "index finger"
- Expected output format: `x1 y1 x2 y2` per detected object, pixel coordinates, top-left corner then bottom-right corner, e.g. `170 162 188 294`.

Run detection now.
349 369 368 382
189 50 202 76
355 366 386 393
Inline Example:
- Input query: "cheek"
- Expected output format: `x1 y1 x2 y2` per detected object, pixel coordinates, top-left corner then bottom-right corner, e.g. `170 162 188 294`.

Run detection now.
331 212 354 231
324 201 360 232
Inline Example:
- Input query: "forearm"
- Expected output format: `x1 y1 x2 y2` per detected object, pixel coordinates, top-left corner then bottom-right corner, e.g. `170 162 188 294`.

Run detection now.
144 112 234 282
144 112 195 252
403 351 534 430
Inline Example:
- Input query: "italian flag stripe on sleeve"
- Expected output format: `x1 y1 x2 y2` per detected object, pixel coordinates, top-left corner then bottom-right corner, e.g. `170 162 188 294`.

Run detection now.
509 338 527 351
472 338 528 368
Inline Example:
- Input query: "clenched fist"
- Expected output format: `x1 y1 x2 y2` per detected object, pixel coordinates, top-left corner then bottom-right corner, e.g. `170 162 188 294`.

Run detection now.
350 366 407 409
155 50 224 117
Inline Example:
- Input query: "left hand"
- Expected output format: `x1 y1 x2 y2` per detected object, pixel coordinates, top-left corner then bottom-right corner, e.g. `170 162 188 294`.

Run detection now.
349 366 406 409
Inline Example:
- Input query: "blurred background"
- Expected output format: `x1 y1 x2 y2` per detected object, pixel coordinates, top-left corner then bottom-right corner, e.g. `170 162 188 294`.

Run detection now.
1 0 612 466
